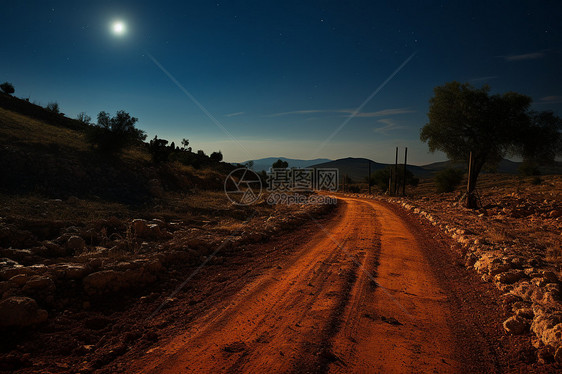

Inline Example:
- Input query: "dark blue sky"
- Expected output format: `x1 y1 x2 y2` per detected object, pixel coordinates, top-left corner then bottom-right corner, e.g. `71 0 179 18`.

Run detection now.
2 1 561 164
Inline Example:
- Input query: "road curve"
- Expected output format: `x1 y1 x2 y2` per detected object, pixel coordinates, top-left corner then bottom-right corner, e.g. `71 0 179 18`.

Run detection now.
130 196 499 373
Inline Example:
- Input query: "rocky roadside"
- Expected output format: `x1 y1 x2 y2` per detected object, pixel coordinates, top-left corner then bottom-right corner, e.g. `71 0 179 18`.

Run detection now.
381 188 562 366
0 196 335 372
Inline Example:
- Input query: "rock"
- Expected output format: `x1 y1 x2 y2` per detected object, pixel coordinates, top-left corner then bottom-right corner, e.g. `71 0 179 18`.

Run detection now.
515 308 534 320
549 209 562 218
83 270 124 295
473 252 510 275
494 270 525 285
524 267 540 278
537 345 555 364
511 281 545 304
22 275 55 293
144 259 164 273
542 324 562 347
0 267 35 281
43 241 66 257
0 296 48 327
67 236 85 252
541 271 559 283
532 313 562 344
63 264 90 280
9 274 29 286
503 315 528 335
88 258 103 270
151 219 166 228
132 219 149 237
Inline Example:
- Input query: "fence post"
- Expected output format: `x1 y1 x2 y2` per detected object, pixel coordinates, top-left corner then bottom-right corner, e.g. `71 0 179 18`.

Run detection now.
402 147 408 196
368 160 371 195
394 147 398 195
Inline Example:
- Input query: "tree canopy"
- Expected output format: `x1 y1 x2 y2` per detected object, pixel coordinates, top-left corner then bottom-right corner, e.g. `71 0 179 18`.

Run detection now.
0 82 15 95
272 159 288 169
86 110 146 154
420 81 561 207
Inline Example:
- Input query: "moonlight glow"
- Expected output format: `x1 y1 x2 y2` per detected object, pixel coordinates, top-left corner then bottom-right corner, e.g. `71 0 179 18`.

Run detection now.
112 21 126 35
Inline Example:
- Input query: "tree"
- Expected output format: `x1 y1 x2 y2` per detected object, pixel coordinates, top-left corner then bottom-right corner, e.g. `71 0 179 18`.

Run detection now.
210 151 223 162
46 102 60 114
148 135 171 163
76 112 91 125
0 82 15 95
86 110 146 154
272 159 288 169
420 81 561 208
181 138 190 150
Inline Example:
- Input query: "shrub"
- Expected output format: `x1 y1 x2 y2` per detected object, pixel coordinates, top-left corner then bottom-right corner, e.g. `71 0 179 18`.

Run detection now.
46 102 60 114
86 110 146 154
148 136 172 163
76 112 92 125
210 151 223 162
434 168 464 193
0 82 15 95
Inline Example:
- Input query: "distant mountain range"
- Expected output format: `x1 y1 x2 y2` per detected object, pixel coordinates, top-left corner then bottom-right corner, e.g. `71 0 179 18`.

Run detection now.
235 157 561 182
236 157 332 173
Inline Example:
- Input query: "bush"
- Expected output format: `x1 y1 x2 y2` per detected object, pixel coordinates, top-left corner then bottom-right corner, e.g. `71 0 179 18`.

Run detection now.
148 136 172 163
76 112 92 125
210 151 223 162
46 102 60 114
434 168 464 193
86 110 146 154
0 82 15 95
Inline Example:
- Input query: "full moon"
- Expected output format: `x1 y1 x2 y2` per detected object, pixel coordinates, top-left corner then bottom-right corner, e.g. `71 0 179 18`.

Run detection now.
112 21 126 35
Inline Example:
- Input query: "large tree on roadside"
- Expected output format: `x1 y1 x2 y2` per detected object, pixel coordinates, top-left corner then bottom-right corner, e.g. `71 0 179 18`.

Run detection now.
420 81 561 208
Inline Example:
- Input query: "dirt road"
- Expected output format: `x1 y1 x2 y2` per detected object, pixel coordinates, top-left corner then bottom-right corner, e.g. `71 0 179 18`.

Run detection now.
129 196 506 373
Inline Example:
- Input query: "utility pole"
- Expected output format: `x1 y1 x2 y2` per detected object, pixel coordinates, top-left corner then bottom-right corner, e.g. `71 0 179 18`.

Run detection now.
368 160 371 195
466 151 474 208
394 147 398 195
402 147 408 196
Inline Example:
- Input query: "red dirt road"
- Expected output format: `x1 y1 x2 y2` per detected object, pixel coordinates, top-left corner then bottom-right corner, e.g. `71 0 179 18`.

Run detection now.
129 197 507 373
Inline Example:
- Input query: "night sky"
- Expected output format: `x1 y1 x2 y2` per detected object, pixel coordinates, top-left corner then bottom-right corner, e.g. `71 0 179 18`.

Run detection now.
2 1 561 164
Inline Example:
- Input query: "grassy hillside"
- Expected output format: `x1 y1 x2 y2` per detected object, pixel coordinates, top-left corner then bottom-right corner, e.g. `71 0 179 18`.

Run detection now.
0 96 231 204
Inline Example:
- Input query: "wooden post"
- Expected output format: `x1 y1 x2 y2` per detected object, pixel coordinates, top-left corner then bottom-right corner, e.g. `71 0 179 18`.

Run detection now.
466 151 474 208
402 147 408 196
394 147 398 195
368 160 371 195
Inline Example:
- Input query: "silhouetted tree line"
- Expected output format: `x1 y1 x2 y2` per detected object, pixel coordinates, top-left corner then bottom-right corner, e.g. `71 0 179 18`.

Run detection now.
86 111 147 154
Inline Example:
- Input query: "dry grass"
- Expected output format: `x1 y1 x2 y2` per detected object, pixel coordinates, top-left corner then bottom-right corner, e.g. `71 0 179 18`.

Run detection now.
0 107 88 151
